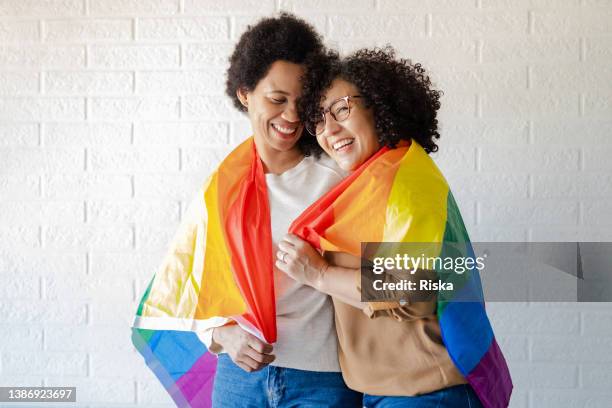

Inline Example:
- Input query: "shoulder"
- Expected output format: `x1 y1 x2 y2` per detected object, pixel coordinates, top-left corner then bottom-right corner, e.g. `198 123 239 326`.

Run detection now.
306 153 348 181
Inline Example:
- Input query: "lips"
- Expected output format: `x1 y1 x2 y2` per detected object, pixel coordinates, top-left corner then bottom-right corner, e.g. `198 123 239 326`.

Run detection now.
272 123 297 135
332 138 354 151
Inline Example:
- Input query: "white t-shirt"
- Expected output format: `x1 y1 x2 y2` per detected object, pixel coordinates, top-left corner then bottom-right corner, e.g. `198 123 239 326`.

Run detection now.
198 154 346 372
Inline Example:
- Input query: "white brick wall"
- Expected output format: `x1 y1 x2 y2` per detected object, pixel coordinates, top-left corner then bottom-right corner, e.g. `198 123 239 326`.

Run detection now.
0 1 610 407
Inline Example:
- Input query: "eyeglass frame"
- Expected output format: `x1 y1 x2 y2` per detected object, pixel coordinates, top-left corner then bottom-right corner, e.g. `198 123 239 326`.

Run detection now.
306 95 362 136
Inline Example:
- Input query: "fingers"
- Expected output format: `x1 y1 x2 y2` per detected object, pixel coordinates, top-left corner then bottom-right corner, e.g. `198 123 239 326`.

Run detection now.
244 346 276 365
248 337 274 354
278 241 297 256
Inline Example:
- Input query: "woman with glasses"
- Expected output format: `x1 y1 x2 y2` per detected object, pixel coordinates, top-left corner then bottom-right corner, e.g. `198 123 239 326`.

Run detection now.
275 47 512 408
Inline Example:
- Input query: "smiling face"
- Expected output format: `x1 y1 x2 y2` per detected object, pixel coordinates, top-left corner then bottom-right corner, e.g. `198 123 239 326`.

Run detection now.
316 78 380 171
238 60 304 157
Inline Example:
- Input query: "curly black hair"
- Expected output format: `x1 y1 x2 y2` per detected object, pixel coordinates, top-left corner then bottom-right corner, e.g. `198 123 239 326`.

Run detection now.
299 46 442 157
225 13 325 155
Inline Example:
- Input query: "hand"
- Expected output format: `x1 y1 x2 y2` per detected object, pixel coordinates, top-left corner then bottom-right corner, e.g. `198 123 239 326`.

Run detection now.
212 325 275 372
275 233 329 288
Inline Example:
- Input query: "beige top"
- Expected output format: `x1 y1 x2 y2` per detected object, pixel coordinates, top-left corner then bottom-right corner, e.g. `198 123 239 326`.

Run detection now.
327 252 466 396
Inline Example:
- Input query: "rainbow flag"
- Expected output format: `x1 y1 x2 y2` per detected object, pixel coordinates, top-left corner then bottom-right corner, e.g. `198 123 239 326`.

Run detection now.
132 137 277 407
290 141 513 408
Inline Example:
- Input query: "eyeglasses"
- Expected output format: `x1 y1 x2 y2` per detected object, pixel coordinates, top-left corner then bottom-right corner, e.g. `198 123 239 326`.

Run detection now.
306 95 362 136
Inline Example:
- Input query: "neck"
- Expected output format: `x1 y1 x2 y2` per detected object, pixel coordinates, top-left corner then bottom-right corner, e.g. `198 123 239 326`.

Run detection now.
255 138 303 175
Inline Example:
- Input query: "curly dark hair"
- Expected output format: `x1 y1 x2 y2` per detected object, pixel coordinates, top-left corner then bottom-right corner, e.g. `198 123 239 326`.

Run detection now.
299 46 442 157
225 13 325 155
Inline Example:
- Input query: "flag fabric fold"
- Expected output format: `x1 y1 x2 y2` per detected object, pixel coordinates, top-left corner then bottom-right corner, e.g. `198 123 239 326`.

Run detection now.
290 141 513 408
132 137 276 407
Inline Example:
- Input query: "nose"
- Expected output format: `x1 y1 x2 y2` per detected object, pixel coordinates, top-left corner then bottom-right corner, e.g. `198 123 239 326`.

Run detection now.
322 113 342 136
281 101 299 123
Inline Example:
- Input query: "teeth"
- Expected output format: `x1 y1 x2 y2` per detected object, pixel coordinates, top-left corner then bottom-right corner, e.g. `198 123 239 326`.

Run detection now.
333 139 354 151
272 124 296 134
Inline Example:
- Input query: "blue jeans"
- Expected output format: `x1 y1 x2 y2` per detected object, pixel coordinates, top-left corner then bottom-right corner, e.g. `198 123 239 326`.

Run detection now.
363 384 483 408
212 353 362 407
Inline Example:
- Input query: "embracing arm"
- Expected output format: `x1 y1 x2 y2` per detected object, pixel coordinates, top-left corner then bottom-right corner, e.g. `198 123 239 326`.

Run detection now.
276 234 366 309
276 234 436 320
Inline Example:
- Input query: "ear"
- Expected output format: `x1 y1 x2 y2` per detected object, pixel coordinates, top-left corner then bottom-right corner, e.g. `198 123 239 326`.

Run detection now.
236 88 249 108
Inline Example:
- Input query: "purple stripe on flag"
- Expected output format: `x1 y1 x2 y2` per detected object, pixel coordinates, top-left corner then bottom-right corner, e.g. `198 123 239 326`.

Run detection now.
175 351 218 408
466 338 513 408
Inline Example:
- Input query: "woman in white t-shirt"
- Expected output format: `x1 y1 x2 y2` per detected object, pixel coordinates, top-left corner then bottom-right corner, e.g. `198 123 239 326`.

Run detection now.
200 13 361 408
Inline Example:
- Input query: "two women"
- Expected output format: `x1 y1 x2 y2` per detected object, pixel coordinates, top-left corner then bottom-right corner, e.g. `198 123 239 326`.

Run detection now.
133 12 512 408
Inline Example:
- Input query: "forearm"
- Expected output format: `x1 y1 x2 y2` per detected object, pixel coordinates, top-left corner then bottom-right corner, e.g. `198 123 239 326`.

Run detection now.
313 265 366 309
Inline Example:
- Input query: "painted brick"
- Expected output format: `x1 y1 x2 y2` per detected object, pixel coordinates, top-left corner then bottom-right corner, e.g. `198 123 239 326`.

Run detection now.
480 147 579 172
533 9 612 35
90 147 179 172
531 65 612 92
134 122 228 146
0 123 39 146
134 173 205 199
182 43 233 68
533 174 612 198
496 336 529 361
181 146 234 173
481 91 578 118
481 0 581 6
0 45 85 68
329 15 425 39
91 350 154 378
43 267 133 297
487 305 580 334
0 328 42 351
396 38 478 65
581 312 612 337
482 37 579 63
44 71 133 95
90 251 163 278
89 44 179 69
583 147 612 171
531 337 612 362
185 0 275 14
136 70 224 95
379 0 468 10
479 199 579 225
234 15 325 41
182 95 242 120
46 326 135 351
430 146 477 173
432 12 527 37
0 0 84 17
584 92 612 118
532 120 612 145
44 19 132 42
0 226 39 250
43 122 132 146
0 201 83 225
0 147 84 174
0 98 84 121
432 65 526 92
440 119 529 145
586 37 612 62
446 173 529 199
44 174 132 199
0 253 85 276
0 274 39 299
88 200 179 224
135 225 177 251
137 17 229 41
281 0 374 12
43 225 133 250
581 364 612 389
0 301 86 324
582 201 612 226
0 20 39 42
89 96 179 120
0 71 39 95
89 0 179 16
510 363 578 388
0 175 40 199
137 379 175 404
89 299 140 326
2 352 87 376
437 92 477 119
